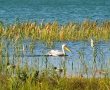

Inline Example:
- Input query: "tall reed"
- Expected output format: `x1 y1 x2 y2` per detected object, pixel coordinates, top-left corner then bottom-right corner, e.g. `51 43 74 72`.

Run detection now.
0 20 110 43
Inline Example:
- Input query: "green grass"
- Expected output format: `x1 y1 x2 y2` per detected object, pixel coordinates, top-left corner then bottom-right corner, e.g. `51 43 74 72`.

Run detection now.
0 68 110 90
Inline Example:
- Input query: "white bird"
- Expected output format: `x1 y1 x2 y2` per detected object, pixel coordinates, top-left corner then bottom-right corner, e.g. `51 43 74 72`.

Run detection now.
47 44 71 56
90 38 94 48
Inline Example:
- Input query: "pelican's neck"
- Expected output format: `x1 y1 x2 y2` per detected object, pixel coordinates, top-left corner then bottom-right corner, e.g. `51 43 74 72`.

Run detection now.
62 46 66 55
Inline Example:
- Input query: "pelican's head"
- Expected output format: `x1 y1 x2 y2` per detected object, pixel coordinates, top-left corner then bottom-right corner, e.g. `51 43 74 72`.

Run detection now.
62 44 71 52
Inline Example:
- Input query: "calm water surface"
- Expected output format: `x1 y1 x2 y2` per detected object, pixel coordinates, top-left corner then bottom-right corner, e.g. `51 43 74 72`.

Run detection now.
0 0 110 23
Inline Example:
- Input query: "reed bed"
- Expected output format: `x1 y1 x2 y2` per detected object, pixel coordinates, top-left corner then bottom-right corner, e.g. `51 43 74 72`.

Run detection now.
0 61 110 90
0 20 110 43
0 76 110 90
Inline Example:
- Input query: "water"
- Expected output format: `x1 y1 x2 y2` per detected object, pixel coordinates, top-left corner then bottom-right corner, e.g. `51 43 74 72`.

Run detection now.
0 0 110 24
2 40 110 77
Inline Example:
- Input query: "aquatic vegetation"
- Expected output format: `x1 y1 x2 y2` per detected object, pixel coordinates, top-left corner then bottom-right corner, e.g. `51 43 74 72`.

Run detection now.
0 60 110 90
0 20 110 43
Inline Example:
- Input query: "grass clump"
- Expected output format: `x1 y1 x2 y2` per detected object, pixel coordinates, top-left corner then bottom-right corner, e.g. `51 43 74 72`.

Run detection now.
0 71 110 90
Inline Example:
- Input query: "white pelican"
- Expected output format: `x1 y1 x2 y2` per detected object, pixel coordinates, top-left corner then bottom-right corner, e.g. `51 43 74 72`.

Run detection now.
47 44 71 56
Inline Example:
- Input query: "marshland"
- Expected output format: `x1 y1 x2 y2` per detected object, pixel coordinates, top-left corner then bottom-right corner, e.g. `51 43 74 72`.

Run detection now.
0 20 110 90
0 0 110 90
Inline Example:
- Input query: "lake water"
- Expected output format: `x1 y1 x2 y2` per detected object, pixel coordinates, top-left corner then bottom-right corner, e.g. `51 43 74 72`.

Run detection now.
0 0 110 24
2 40 110 77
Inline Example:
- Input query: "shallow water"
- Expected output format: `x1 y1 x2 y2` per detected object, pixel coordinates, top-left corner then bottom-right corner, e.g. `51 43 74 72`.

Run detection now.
2 40 110 77
0 0 110 23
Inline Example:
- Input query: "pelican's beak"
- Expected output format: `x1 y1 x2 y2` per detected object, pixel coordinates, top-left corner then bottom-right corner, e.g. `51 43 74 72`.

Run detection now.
64 46 71 52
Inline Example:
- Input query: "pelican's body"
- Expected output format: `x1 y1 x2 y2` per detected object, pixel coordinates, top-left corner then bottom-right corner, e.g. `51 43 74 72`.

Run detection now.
47 44 71 56
48 50 65 56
